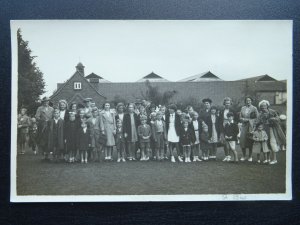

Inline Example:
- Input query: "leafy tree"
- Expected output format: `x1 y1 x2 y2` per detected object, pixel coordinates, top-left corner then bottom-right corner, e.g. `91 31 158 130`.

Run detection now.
140 80 177 105
18 29 45 115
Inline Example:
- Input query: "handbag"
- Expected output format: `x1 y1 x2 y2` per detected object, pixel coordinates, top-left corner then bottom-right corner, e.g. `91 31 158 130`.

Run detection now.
99 132 107 145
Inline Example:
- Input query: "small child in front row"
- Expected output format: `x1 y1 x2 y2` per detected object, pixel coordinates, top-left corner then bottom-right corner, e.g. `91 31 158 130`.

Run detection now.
200 124 210 161
115 119 126 162
224 112 239 162
152 111 167 161
138 115 152 161
252 122 269 164
77 122 92 163
179 120 196 163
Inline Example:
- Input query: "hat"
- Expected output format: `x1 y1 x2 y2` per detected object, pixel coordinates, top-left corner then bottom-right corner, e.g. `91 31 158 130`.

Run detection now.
279 114 287 121
258 100 270 109
92 107 98 112
168 104 177 111
41 97 50 102
83 98 92 102
116 102 125 110
202 98 212 104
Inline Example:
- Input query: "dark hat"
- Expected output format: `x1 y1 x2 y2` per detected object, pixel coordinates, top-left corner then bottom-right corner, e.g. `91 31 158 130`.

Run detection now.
92 107 98 112
168 104 177 111
83 98 92 102
202 98 212 104
41 97 50 102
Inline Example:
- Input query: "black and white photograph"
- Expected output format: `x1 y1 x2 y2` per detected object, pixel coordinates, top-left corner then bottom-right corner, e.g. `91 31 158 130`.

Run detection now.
10 20 292 202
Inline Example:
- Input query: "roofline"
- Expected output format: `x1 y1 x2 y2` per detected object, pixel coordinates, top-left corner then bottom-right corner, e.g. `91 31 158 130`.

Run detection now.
50 71 107 99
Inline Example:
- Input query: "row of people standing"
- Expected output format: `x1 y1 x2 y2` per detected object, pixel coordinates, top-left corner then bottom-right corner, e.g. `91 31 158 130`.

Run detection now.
22 95 286 164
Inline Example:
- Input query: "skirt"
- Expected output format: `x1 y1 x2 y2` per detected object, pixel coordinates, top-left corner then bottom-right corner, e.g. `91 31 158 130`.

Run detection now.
168 122 179 143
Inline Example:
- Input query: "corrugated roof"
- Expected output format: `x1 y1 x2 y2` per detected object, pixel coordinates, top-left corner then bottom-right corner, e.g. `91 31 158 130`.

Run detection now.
136 72 169 82
178 71 222 82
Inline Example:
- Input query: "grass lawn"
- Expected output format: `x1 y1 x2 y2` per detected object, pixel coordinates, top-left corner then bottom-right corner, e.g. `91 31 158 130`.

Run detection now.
16 146 286 195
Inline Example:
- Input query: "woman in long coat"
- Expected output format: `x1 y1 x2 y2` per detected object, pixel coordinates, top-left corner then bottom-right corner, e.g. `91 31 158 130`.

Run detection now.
35 96 54 160
100 102 116 161
257 100 286 164
239 96 259 162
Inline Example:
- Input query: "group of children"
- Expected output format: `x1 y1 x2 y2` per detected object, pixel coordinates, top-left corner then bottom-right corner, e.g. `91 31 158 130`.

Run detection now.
17 97 285 165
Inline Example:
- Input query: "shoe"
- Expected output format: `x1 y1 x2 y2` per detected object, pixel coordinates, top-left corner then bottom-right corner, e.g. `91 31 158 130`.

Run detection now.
188 158 191 163
222 156 228 162
248 157 253 162
85 159 87 163
209 156 213 159
227 156 231 161
33 151 37 155
257 160 261 163
269 160 278 165
171 156 176 163
185 158 188 163
122 158 126 162
195 156 202 162
178 156 183 162
117 158 121 162
240 157 245 162
81 160 84 163
193 157 197 162
263 160 268 164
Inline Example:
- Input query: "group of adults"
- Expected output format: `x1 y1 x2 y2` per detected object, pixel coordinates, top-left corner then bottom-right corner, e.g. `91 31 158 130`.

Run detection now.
33 95 286 163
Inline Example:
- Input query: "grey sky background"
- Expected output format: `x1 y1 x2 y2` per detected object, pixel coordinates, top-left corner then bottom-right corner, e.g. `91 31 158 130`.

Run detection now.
14 20 292 96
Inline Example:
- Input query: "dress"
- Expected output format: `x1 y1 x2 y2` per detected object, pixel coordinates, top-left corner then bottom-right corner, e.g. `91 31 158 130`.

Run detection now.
167 114 179 143
210 115 218 143
239 105 258 148
257 109 286 152
192 120 200 144
252 130 269 154
100 111 116 146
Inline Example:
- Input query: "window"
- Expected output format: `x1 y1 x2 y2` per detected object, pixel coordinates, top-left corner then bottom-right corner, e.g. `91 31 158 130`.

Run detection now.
74 82 82 90
275 92 287 105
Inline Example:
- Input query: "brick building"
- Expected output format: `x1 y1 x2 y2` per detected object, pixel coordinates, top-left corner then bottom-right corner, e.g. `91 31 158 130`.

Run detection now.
50 63 287 113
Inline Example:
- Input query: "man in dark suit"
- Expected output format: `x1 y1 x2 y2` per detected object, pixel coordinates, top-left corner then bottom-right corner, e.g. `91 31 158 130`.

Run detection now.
123 103 140 160
165 104 183 162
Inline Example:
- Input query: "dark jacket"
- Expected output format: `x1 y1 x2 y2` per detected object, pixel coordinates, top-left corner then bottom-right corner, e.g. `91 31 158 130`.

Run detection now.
204 114 222 139
224 122 239 141
219 108 238 127
47 118 64 150
199 109 211 121
115 127 125 145
179 126 196 146
200 131 211 149
64 120 78 150
123 113 140 141
76 127 92 151
165 113 181 136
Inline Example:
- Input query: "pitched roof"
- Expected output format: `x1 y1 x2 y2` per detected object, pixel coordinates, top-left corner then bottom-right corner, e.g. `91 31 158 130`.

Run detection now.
178 71 222 82
50 71 106 100
136 72 169 82
85 72 103 79
235 74 278 82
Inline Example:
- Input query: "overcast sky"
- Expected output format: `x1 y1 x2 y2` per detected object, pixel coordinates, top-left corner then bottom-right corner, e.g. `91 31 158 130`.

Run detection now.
12 20 292 96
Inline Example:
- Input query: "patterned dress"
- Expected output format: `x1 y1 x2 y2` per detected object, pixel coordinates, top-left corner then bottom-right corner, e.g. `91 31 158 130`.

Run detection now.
100 111 116 146
239 105 258 148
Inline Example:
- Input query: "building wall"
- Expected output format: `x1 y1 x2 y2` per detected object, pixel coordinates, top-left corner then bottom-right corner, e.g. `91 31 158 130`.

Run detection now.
50 72 106 107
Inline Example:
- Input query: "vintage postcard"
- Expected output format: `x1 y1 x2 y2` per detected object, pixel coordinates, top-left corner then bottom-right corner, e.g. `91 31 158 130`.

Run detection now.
10 20 292 202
